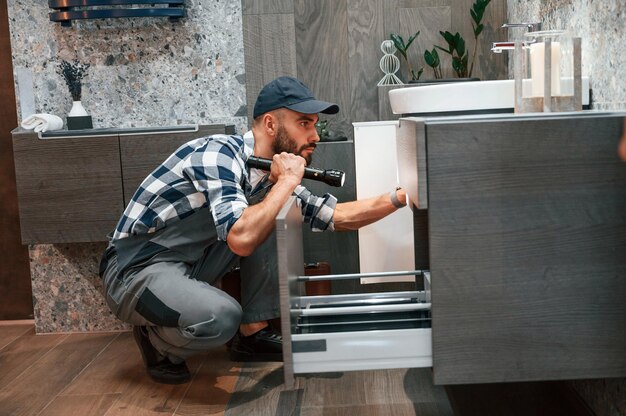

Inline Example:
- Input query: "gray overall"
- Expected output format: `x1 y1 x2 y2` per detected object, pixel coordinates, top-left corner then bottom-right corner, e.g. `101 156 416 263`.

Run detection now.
100 192 278 363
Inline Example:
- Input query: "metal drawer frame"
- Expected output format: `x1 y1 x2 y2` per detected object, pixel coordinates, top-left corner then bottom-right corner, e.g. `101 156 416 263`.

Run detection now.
277 197 432 387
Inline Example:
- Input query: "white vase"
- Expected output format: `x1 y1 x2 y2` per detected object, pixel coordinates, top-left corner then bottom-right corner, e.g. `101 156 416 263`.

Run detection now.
68 100 88 117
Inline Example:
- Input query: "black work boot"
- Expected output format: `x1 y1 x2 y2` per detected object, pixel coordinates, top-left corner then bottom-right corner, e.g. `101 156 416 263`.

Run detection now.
229 326 283 362
132 326 191 384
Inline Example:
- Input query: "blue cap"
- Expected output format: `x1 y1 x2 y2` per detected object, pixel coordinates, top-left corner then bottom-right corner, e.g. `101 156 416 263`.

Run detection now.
253 76 339 119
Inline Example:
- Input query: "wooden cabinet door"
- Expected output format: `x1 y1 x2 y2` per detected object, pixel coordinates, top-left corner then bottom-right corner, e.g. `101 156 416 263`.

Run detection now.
12 131 123 243
424 113 626 384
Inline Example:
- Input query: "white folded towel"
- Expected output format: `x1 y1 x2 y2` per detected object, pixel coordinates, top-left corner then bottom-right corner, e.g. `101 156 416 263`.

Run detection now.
21 113 64 133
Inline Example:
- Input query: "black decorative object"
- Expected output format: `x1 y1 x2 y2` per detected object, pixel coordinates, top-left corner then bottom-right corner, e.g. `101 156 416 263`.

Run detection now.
58 60 93 130
57 60 90 101
49 0 186 27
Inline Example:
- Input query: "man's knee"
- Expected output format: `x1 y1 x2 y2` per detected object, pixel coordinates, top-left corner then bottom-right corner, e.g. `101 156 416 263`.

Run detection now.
184 298 242 345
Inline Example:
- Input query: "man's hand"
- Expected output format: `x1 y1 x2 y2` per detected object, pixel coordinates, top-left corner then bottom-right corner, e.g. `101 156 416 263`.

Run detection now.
333 187 408 231
226 152 304 257
268 152 306 185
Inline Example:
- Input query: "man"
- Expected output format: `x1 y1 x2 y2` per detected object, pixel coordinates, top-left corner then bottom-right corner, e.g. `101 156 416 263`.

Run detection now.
99 76 408 384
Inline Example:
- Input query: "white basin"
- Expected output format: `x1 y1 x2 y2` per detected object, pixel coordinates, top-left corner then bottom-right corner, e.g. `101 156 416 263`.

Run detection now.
388 78 590 115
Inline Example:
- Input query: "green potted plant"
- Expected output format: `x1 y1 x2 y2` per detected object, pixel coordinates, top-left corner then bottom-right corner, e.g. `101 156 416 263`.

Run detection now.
428 0 491 80
424 48 443 79
389 31 424 83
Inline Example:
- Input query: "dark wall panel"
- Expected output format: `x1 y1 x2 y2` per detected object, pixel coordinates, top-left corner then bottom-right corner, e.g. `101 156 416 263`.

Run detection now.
243 0 508 125
451 0 508 79
294 0 352 140
0 0 32 319
242 12 297 125
300 141 360 290
242 0 294 15
347 0 384 123
399 6 453 80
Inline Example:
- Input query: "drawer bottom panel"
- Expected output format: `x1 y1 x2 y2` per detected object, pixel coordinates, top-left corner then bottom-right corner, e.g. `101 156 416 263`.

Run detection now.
292 328 432 374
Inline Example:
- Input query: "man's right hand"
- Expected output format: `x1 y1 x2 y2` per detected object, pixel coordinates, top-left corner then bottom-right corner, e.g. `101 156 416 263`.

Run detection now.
268 152 306 186
227 152 306 257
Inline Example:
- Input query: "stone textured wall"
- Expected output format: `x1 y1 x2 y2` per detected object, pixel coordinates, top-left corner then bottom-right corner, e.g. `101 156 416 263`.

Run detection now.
508 2 626 414
507 0 626 110
7 0 247 131
28 243 128 333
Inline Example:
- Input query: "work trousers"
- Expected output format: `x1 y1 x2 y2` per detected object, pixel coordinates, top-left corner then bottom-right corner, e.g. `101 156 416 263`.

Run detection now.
100 210 279 363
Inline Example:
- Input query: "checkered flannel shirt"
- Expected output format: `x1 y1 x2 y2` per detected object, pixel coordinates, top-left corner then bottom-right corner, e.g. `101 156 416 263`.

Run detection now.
112 132 337 241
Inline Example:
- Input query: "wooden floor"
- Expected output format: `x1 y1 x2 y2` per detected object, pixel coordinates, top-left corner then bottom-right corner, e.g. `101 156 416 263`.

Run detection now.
0 322 594 416
0 321 453 416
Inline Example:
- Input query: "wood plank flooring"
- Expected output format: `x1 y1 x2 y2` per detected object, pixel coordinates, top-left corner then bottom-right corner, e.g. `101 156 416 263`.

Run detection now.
0 322 452 416
0 322 595 416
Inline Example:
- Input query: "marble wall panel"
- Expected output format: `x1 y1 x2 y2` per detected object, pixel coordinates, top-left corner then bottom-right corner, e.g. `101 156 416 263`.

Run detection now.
7 0 247 132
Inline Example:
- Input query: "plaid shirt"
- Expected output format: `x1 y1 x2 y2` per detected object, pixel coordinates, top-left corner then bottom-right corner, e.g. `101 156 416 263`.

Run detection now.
112 132 337 241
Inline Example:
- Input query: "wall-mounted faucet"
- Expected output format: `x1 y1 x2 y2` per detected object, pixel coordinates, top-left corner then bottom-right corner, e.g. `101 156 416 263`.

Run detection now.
491 22 542 53
502 22 542 32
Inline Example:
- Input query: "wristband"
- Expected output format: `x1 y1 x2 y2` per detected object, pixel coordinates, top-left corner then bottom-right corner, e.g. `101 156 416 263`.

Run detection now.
390 187 405 209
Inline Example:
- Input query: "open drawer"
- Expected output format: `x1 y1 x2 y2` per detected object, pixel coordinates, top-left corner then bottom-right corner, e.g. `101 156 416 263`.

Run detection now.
276 197 432 387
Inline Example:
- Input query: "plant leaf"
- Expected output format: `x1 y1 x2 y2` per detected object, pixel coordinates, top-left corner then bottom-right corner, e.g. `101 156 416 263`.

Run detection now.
475 23 484 37
424 49 440 67
442 31 455 45
431 48 440 66
406 30 420 49
390 34 408 59
456 36 466 56
390 33 406 50
411 67 424 81
424 50 434 66
470 9 479 24
434 44 452 55
452 57 462 72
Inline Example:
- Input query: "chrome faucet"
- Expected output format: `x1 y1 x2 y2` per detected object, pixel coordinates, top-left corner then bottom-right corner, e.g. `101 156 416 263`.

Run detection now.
502 22 542 32
491 22 542 53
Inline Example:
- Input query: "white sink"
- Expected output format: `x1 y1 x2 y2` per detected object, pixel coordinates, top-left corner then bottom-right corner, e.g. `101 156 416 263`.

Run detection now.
388 78 590 115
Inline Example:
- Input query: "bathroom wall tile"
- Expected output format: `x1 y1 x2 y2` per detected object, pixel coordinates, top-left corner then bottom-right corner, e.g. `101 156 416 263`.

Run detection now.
507 0 626 111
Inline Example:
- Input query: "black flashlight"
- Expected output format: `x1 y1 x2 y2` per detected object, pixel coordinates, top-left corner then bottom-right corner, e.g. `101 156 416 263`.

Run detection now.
247 156 345 187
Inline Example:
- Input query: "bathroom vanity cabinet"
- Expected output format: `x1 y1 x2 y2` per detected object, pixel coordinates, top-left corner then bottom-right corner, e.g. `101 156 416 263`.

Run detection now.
11 125 233 244
397 112 626 384
279 112 626 386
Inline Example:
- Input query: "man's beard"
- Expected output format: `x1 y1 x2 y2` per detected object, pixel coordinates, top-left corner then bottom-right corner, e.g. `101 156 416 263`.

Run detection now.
272 124 315 165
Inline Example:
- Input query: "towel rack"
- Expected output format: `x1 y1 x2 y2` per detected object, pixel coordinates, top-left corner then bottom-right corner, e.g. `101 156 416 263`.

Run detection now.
49 0 186 27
